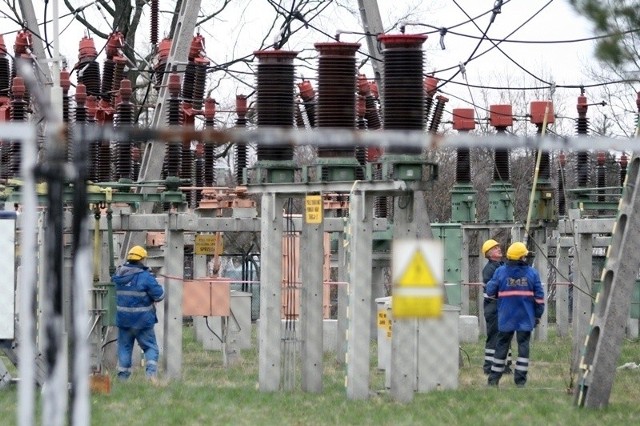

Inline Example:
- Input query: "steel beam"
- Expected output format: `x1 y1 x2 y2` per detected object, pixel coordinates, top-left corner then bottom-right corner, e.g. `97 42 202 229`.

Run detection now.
575 155 640 408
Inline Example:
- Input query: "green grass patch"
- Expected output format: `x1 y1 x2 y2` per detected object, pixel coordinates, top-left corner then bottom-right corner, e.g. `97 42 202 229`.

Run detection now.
2 326 640 425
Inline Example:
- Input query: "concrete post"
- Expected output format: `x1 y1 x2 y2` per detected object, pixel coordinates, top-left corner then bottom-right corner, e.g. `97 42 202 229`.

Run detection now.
300 215 324 392
163 217 184 380
345 190 374 400
259 193 283 391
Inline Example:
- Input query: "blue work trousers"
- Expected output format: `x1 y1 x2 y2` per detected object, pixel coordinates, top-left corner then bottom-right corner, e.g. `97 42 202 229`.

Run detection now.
117 326 159 379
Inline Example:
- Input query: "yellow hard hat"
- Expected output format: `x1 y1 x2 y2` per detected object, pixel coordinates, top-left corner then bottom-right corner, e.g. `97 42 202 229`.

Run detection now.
507 242 528 260
481 239 500 257
127 245 148 261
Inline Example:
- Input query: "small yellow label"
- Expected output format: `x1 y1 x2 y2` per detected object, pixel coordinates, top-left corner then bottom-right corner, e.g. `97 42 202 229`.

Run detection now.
195 234 223 255
305 195 323 224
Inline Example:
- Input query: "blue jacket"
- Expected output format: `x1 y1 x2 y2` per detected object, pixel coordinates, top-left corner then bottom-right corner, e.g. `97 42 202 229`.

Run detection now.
112 262 165 329
486 260 545 332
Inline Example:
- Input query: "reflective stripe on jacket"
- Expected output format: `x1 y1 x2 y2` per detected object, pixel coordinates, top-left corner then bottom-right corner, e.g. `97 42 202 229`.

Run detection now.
485 260 545 332
112 262 165 329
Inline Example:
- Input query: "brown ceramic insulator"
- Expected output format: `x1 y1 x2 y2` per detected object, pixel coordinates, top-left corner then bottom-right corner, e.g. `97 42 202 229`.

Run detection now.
456 148 471 183
101 58 115 103
180 140 194 206
182 62 196 103
493 149 510 182
235 96 248 184
78 61 101 98
254 50 298 161
620 153 628 186
428 95 448 134
576 94 589 135
314 42 360 158
111 56 127 106
114 79 135 180
0 54 10 96
194 143 205 205
295 103 305 128
150 0 159 46
96 140 112 183
192 57 209 110
163 72 183 180
132 146 141 183
74 84 99 181
378 34 427 154
576 151 590 187
154 38 172 90
596 152 606 202
203 98 217 186
557 159 566 216
423 76 438 127
9 77 27 178
297 80 316 128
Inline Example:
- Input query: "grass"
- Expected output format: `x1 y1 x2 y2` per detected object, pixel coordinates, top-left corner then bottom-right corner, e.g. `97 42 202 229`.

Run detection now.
2 325 640 425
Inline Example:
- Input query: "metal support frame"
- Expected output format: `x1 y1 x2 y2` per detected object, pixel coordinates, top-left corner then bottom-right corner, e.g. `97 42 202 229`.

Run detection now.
357 0 385 96
575 155 640 408
121 0 202 258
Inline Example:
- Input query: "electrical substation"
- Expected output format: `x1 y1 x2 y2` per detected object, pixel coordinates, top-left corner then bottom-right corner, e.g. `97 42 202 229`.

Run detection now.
0 0 640 423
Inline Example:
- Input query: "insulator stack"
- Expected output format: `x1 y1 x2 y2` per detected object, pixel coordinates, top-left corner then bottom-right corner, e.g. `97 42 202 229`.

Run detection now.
96 141 112 182
378 34 427 154
423 76 438 128
557 152 566 216
489 105 513 181
576 151 590 187
234 96 248 185
150 0 159 46
0 34 10 96
452 108 474 183
163 72 183 180
314 42 360 158
358 75 381 131
114 79 135 181
297 80 316 127
60 70 72 160
576 94 589 135
636 91 640 133
203 97 217 186
254 50 298 161
295 104 305 128
194 143 205 206
530 101 555 181
355 96 367 180
596 151 606 202
182 62 196 104
181 139 194 207
192 57 209 110
111 56 127 106
154 38 172 89
620 153 628 186
132 146 141 183
428 95 448 134
74 84 98 181
9 77 27 178
77 36 101 98
11 30 31 81
101 58 115 103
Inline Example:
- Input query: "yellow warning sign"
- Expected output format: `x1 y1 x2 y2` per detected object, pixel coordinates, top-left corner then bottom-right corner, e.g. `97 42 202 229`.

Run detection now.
194 234 223 255
398 251 438 287
305 195 323 224
392 241 443 319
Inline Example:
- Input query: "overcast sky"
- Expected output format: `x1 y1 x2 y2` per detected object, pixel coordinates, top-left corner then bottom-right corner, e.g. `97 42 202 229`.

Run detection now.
0 1 627 135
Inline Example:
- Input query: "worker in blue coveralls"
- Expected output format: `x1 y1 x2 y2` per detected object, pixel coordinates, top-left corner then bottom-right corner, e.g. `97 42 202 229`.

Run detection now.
486 242 545 387
113 245 165 381
481 239 511 375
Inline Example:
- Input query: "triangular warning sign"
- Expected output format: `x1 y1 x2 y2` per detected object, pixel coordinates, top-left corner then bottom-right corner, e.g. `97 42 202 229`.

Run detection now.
398 250 437 287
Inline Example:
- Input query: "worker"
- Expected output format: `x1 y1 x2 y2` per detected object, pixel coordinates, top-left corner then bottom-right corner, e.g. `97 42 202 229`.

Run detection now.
481 239 510 375
113 245 165 381
486 242 545 387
